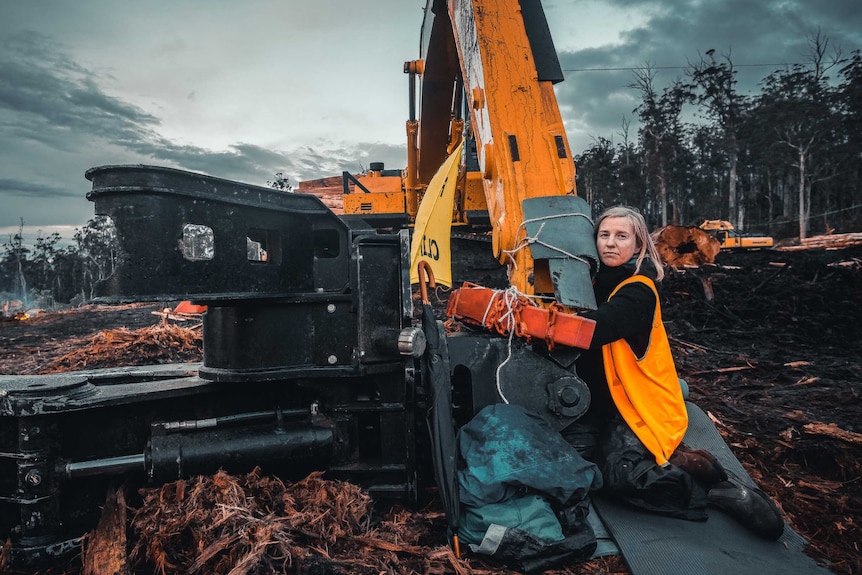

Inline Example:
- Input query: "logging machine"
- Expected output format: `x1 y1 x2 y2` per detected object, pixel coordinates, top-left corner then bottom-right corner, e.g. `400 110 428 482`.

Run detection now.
0 0 601 567
699 220 774 250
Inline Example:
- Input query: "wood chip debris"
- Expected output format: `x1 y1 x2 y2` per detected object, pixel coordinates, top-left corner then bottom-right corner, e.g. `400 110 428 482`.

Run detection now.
37 324 202 374
122 468 466 575
802 422 862 445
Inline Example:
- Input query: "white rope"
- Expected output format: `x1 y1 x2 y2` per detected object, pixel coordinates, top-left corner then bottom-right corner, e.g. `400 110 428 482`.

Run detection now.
476 285 543 404
491 287 519 404
501 212 595 269
487 211 596 403
520 212 593 226
495 327 517 404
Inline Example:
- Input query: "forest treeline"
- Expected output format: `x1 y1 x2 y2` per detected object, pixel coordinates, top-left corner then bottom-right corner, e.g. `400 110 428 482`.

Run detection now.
576 38 862 240
1 216 119 310
3 39 862 308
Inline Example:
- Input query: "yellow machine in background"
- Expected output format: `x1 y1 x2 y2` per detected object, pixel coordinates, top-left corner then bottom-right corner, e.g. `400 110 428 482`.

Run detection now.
341 163 412 226
699 220 774 250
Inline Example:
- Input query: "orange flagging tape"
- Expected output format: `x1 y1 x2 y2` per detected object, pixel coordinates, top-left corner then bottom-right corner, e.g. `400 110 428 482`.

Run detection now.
173 301 207 314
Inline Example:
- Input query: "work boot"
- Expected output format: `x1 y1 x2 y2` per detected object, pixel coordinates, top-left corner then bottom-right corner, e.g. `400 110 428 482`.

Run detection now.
707 475 785 540
669 447 728 485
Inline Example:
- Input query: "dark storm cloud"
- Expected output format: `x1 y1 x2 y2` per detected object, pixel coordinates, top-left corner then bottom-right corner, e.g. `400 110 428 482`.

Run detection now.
0 178 70 199
0 30 404 229
0 31 160 143
553 0 862 152
115 137 405 187
116 138 291 184
8 0 857 234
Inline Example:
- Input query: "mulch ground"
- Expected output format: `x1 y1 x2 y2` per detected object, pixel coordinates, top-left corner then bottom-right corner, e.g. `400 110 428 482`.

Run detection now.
0 246 859 575
0 303 202 375
660 246 862 575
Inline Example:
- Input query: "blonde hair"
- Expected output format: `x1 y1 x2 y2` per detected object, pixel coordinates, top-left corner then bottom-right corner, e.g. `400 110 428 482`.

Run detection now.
595 206 664 281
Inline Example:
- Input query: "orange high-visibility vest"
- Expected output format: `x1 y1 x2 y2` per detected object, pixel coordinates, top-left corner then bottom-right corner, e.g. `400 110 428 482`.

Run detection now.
601 276 687 465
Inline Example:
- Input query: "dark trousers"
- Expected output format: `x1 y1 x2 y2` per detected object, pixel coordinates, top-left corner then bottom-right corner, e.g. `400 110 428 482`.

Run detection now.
562 412 708 521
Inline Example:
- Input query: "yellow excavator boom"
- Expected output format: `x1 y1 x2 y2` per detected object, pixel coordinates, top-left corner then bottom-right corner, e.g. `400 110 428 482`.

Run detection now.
340 0 597 309
416 0 596 307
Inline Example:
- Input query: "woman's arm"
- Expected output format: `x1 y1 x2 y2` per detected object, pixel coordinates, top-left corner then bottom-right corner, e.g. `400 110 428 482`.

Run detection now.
583 281 656 350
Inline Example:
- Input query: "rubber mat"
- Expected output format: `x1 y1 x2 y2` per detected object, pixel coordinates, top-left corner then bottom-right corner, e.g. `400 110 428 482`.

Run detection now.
590 402 832 575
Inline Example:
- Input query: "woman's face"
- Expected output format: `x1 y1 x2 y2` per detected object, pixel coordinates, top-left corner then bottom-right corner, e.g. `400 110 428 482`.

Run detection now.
596 216 639 268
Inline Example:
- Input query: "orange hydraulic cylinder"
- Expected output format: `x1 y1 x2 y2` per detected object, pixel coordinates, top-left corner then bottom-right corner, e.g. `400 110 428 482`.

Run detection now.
446 284 595 350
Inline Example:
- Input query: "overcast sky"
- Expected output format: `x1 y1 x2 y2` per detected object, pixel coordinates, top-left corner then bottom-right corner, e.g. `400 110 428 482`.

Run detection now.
2 0 860 243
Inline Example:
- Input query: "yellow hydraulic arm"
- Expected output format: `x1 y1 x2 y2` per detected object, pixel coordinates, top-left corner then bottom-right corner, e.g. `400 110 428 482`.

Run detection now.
415 0 597 309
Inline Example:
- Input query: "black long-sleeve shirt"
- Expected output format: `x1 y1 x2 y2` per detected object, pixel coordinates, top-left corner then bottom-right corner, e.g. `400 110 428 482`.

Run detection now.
576 260 659 416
